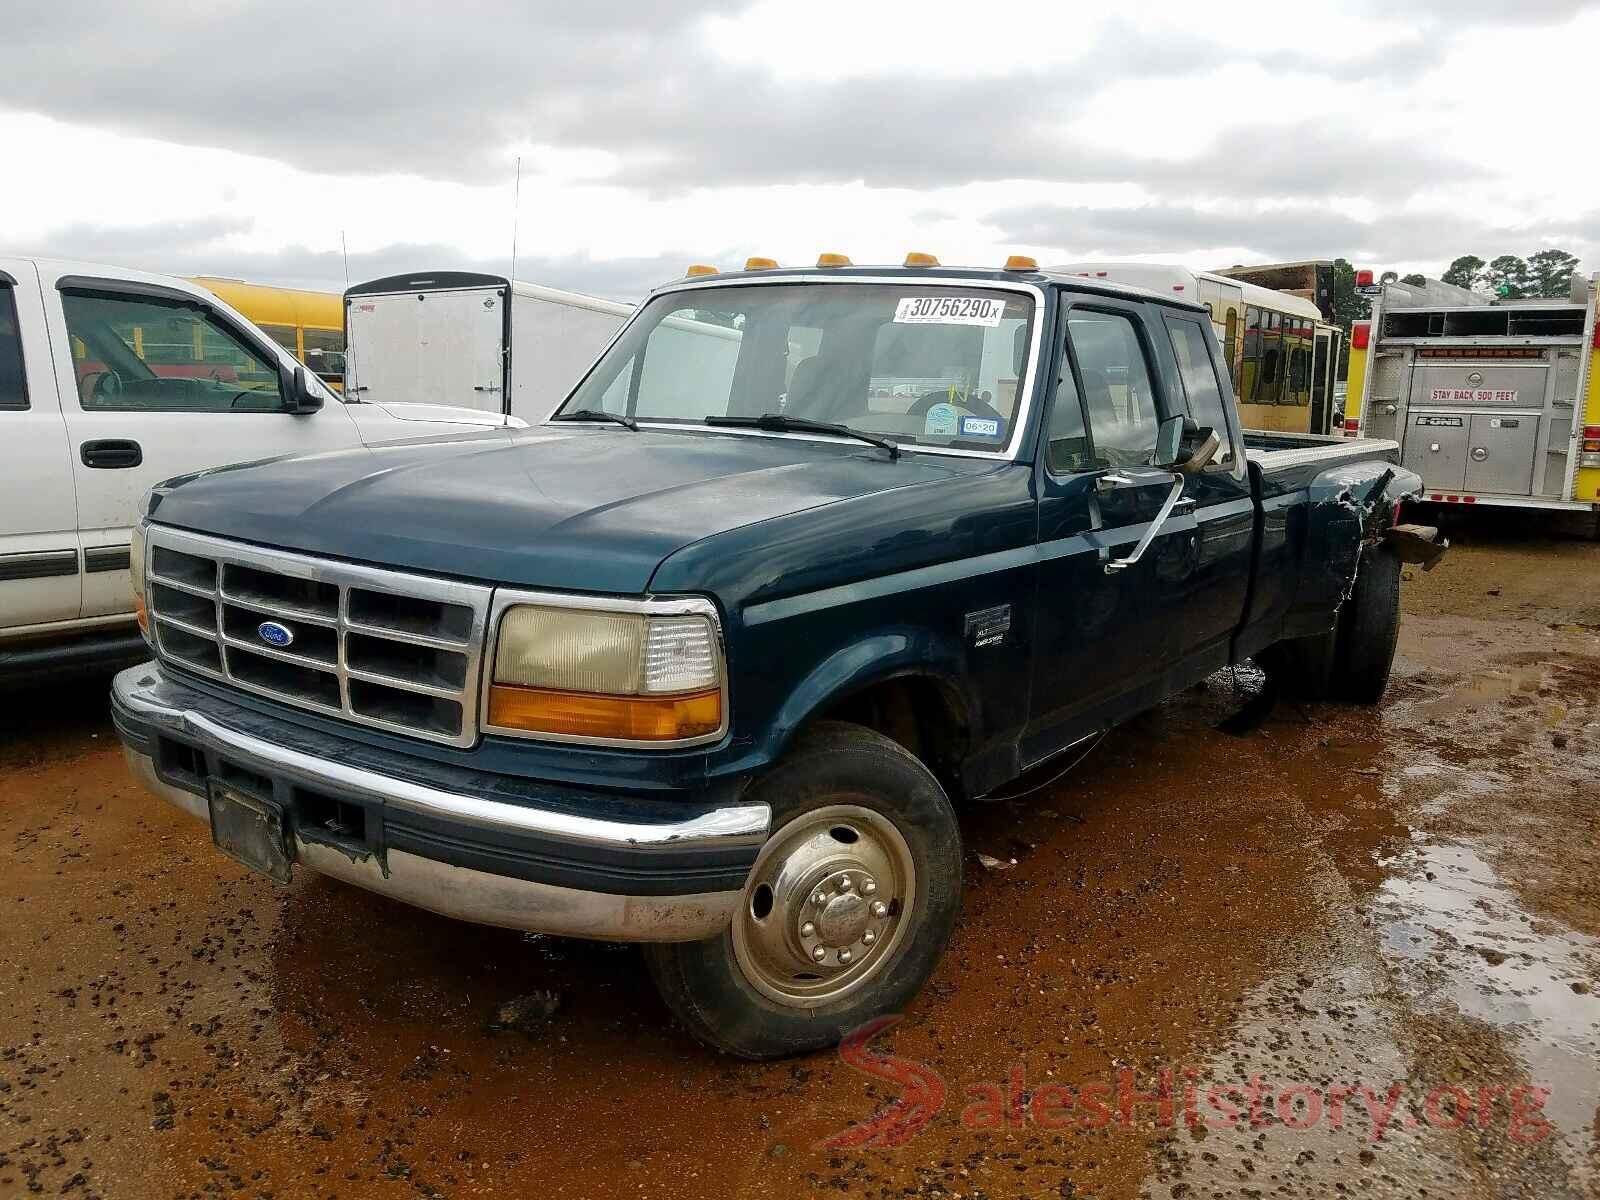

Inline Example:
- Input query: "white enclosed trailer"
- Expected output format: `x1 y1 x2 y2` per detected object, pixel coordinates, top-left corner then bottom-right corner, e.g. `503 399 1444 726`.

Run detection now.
343 271 631 421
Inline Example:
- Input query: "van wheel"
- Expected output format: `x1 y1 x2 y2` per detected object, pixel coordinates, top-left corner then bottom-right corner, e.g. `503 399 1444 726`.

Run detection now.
1329 544 1402 703
644 721 962 1059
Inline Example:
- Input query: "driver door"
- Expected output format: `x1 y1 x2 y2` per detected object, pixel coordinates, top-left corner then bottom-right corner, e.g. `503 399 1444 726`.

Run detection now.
45 272 361 617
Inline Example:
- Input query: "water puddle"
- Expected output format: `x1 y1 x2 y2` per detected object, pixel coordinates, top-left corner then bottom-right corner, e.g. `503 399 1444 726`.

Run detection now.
1374 837 1600 1177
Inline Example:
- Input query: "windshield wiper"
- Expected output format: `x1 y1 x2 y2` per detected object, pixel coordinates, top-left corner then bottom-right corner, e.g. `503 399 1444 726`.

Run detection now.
705 413 901 459
554 408 638 431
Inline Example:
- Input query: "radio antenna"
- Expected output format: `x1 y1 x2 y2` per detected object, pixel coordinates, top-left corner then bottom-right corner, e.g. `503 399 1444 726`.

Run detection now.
510 156 522 281
340 229 351 289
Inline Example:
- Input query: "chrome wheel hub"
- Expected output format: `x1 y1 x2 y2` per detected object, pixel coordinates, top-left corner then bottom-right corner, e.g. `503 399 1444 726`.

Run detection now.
731 804 916 1008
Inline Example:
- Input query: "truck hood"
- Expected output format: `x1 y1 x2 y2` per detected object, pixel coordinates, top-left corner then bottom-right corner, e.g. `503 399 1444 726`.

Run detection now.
146 426 988 594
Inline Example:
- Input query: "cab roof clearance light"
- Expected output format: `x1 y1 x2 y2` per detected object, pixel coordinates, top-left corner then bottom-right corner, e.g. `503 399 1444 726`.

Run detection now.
744 257 778 270
1003 255 1038 271
903 252 941 267
816 253 853 267
684 264 720 277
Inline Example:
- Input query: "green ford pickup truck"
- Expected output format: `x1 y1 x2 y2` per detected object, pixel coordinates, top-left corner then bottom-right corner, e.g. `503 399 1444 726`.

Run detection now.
112 257 1443 1056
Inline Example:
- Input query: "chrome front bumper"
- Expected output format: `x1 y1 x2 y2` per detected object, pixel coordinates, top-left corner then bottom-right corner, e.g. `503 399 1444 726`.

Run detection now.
112 664 769 942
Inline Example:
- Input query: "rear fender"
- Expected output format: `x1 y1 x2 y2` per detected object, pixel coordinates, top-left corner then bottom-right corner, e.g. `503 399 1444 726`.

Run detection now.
1303 462 1425 618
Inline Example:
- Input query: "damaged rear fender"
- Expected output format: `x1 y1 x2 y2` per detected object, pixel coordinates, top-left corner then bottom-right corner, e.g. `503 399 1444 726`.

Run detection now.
1302 462 1427 620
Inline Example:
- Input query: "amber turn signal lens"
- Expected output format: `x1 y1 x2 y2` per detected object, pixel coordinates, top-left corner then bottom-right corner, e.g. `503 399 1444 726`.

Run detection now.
488 684 722 741
134 595 148 635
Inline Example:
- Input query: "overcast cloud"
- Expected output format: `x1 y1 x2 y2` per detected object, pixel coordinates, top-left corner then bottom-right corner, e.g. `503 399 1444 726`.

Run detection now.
3 0 1598 298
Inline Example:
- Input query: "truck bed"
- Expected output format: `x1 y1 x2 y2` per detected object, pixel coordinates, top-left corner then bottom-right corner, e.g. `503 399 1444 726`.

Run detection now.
1243 429 1401 475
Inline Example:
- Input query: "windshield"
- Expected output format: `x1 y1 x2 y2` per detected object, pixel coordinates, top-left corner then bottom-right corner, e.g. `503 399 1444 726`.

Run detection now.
556 283 1035 453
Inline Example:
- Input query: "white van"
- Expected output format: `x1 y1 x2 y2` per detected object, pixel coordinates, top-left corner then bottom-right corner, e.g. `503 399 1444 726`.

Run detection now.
344 271 632 422
0 257 520 683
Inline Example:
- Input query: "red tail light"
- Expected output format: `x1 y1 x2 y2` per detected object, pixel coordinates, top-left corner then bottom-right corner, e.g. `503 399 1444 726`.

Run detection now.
1583 425 1600 453
1351 321 1371 350
1355 269 1374 287
1593 322 1600 348
1343 418 1361 437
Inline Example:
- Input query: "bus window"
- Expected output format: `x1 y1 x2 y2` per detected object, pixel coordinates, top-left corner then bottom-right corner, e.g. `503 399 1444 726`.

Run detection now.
1223 308 1238 389
303 328 346 387
1241 306 1262 404
1258 311 1283 405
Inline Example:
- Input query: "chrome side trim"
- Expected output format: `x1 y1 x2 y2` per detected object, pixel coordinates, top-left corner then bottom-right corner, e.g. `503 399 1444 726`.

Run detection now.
479 589 730 750
112 665 768 852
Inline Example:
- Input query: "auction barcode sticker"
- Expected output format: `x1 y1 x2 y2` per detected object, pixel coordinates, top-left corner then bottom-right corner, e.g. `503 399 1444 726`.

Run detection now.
894 296 1006 327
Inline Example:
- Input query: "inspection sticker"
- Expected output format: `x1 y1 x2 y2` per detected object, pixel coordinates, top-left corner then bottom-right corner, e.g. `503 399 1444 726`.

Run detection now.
960 415 1001 438
894 296 1006 327
924 402 960 437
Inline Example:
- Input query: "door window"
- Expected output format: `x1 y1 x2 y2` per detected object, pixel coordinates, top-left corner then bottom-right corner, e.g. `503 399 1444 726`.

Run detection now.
0 287 27 410
1045 355 1091 473
62 291 284 412
1165 316 1233 466
1066 310 1159 467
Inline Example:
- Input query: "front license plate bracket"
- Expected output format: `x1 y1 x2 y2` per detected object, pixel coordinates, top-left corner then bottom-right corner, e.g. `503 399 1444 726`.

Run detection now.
208 783 293 885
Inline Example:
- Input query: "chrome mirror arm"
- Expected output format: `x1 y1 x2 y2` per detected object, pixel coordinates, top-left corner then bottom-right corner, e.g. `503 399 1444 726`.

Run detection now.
1104 473 1186 574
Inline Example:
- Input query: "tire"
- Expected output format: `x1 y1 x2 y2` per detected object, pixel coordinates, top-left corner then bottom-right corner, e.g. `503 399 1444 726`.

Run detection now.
644 720 962 1059
1328 544 1401 703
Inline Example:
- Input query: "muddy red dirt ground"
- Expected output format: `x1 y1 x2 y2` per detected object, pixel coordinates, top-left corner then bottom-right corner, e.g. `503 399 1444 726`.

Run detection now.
3 511 1598 1199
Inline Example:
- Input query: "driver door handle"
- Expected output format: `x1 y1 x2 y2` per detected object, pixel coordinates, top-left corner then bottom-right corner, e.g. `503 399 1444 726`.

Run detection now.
80 439 143 469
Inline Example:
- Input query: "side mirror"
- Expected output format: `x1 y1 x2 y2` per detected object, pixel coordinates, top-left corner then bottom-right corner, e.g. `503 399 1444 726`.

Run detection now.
281 364 324 414
1153 414 1221 473
1153 415 1186 467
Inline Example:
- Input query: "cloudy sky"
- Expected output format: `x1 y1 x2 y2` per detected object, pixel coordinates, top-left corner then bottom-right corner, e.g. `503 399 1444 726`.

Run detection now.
4 0 1598 301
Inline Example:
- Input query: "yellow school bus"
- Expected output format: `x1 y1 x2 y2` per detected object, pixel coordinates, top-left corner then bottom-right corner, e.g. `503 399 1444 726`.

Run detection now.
187 277 346 390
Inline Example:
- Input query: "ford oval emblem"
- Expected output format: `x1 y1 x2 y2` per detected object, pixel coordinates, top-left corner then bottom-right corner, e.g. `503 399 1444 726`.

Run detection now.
257 621 294 648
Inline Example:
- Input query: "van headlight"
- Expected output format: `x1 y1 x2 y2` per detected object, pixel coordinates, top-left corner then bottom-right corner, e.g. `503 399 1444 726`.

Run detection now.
130 521 149 637
484 600 725 744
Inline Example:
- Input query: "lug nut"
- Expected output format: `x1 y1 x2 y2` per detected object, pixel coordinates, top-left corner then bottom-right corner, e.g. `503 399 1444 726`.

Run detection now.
861 880 877 896
871 900 888 918
838 949 853 964
812 890 827 906
862 930 876 945
800 921 815 937
812 945 827 962
839 875 853 891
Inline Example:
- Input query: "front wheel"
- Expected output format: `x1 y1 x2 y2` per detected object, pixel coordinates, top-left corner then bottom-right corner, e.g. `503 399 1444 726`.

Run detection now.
645 721 962 1058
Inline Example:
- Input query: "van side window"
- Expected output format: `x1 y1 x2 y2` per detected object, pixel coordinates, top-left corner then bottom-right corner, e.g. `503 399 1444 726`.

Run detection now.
0 287 27 411
1066 310 1158 467
62 291 285 413
1164 316 1233 465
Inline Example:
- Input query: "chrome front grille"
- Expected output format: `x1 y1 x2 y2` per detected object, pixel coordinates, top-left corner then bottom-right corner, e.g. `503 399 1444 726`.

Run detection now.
144 526 491 747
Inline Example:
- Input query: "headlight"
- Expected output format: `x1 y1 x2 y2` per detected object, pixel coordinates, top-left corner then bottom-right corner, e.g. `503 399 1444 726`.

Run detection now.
485 601 724 744
130 522 148 637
